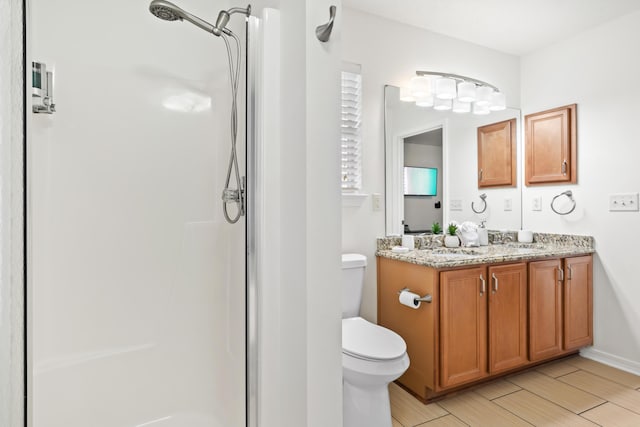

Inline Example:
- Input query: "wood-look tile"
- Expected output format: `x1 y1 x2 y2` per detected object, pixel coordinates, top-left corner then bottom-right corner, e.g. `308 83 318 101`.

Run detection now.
393 417 404 427
437 391 532 426
419 414 468 426
474 380 521 400
581 402 640 427
566 357 640 389
558 370 640 415
536 359 580 378
507 371 605 414
389 383 449 427
494 390 598 426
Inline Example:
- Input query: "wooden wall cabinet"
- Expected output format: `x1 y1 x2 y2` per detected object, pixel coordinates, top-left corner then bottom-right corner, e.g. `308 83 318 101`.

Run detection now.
477 118 517 188
377 254 592 401
525 104 577 185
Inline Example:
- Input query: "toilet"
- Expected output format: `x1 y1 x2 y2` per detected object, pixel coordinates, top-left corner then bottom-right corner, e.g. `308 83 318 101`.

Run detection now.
342 254 409 427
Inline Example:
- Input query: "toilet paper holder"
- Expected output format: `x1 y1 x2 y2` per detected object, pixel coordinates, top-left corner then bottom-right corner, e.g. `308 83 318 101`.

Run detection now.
398 287 432 303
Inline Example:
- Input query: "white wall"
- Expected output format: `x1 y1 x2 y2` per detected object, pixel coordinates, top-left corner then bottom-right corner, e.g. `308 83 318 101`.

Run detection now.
252 1 343 426
521 10 640 371
342 8 520 322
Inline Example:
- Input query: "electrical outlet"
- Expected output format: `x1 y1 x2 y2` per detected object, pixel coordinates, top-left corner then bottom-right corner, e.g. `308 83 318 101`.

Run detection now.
450 199 463 211
372 193 382 211
609 193 639 211
532 196 542 211
504 198 512 211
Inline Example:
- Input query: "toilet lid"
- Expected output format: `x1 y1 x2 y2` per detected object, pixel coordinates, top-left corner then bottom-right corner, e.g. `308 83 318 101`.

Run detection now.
342 317 406 361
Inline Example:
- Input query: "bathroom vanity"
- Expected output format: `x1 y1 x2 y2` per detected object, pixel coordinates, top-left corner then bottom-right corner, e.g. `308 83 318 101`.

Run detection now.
376 233 594 401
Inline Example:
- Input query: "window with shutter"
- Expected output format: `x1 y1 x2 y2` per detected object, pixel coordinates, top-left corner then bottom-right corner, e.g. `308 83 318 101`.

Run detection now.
341 69 362 192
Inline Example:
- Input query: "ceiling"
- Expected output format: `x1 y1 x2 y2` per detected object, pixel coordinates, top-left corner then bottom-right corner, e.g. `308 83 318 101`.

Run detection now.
342 0 640 55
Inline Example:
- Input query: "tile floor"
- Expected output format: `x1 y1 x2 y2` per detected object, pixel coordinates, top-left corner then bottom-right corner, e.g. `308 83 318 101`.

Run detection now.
390 356 640 426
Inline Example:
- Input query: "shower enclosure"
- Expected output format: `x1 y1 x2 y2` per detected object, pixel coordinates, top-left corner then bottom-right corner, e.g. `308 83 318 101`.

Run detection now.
27 0 258 425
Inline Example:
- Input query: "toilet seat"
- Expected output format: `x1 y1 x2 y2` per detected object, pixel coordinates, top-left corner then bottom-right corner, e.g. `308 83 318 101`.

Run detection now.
342 317 406 361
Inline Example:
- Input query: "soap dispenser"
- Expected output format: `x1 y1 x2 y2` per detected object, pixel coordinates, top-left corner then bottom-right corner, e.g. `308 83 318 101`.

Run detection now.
478 221 489 246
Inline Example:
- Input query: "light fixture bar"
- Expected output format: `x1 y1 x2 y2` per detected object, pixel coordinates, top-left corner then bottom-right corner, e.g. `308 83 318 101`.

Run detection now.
415 70 500 92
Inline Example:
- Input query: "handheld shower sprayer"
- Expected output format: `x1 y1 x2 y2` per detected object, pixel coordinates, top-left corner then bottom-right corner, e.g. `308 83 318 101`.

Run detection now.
149 0 249 36
149 1 251 224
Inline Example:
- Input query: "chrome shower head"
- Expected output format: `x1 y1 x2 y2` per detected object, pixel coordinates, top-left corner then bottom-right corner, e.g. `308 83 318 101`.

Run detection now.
149 0 182 21
149 0 228 36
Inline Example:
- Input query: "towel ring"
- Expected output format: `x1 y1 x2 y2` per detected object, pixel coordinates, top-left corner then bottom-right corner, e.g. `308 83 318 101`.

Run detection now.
551 190 576 215
471 193 488 214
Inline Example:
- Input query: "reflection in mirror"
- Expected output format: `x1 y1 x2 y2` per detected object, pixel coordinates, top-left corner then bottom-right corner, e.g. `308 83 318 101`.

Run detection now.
385 85 522 236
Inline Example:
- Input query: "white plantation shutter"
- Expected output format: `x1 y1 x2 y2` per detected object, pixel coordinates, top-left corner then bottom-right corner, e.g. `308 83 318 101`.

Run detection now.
341 70 362 192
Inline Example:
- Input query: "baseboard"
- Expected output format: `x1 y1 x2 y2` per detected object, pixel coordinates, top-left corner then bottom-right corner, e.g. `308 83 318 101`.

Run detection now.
580 347 640 376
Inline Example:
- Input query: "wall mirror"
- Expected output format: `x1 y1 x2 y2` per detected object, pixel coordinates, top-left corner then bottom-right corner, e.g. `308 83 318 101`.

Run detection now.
384 85 522 236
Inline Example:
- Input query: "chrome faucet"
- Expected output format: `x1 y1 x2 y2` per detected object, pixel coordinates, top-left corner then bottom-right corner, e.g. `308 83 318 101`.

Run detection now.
492 232 513 244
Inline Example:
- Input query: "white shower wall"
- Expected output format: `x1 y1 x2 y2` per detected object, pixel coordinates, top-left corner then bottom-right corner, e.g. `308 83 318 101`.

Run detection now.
28 0 246 425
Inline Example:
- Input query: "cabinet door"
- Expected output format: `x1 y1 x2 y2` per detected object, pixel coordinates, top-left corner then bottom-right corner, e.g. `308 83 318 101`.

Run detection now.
529 259 563 361
440 267 488 388
488 263 528 374
477 118 517 188
525 104 577 185
564 256 593 350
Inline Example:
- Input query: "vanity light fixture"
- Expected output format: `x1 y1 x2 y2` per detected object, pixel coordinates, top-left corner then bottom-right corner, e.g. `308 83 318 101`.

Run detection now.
399 87 415 102
402 71 506 115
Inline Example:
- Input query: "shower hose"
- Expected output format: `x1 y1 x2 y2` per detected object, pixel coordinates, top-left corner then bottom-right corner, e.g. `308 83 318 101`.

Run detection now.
221 31 245 224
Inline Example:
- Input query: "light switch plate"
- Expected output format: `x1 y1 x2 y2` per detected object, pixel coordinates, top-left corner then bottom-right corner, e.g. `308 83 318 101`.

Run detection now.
372 193 382 211
609 193 639 211
504 198 512 211
532 196 542 211
450 199 463 211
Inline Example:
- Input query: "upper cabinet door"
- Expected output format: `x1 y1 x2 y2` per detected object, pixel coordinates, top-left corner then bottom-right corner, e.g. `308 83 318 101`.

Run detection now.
477 118 517 188
525 104 577 185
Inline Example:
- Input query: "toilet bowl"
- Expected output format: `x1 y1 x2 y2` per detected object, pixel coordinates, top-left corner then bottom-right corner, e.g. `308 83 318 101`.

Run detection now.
341 254 409 427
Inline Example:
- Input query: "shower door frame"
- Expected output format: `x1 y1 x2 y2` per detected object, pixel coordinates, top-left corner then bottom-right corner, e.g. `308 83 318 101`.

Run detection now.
12 1 260 426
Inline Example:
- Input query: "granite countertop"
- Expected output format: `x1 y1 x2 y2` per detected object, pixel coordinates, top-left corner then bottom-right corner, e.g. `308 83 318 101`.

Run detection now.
376 232 595 269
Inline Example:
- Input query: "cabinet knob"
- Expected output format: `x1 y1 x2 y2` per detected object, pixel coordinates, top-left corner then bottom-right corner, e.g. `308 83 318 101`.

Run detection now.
492 273 498 293
562 160 568 175
479 274 486 296
557 266 564 282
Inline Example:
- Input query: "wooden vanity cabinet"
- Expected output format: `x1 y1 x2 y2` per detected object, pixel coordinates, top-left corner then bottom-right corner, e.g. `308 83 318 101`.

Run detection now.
529 256 593 361
440 263 528 388
487 263 528 374
377 254 592 401
439 267 488 388
525 104 577 185
377 258 438 396
563 256 593 350
477 118 517 188
529 259 564 361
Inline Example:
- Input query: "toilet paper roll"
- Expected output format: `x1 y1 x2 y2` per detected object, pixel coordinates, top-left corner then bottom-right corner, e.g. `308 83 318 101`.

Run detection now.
399 290 421 309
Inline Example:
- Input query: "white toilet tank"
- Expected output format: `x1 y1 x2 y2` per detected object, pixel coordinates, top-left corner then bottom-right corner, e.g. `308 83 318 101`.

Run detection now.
342 253 367 319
